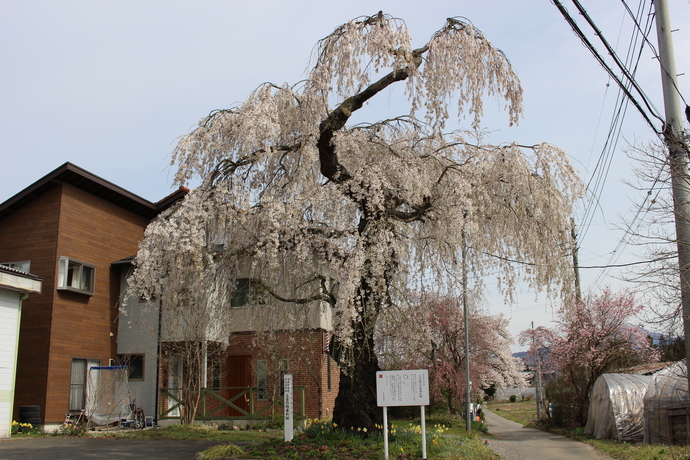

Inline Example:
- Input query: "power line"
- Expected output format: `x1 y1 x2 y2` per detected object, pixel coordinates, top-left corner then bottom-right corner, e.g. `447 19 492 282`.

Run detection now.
585 0 659 291
580 253 675 269
552 0 678 295
575 0 651 246
571 0 665 125
620 0 689 107
552 0 663 134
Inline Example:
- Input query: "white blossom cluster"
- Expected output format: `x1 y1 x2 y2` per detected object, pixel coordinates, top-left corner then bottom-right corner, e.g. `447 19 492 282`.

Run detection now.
126 13 583 371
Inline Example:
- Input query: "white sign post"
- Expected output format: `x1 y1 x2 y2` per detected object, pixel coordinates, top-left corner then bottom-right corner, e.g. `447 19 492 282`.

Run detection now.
284 374 293 442
376 369 430 460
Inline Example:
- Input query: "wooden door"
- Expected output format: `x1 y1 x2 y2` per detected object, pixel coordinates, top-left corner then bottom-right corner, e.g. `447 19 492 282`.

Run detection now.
225 355 251 416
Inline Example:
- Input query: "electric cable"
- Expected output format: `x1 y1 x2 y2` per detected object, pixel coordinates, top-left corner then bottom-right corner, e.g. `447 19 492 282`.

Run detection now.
577 1 649 246
552 0 662 134
571 0 665 125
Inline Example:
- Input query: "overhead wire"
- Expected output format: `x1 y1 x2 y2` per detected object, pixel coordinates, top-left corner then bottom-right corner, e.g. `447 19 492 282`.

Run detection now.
552 0 672 293
571 0 648 245
619 0 689 108
552 0 664 134
571 0 666 126
586 0 660 291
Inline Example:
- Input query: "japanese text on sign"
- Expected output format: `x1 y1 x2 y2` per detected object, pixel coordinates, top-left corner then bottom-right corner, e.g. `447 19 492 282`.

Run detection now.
376 370 429 407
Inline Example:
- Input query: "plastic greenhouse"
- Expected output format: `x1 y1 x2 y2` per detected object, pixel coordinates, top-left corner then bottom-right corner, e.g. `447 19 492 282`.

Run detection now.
644 360 689 445
585 373 652 441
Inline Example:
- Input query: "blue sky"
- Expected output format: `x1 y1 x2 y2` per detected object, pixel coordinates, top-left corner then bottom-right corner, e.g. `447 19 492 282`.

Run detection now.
2 0 689 343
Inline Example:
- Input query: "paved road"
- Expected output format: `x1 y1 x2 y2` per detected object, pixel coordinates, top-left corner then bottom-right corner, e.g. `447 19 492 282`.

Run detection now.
482 410 612 460
0 437 224 459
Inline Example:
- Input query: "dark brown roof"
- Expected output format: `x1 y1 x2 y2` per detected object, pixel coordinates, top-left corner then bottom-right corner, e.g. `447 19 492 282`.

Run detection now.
0 162 187 222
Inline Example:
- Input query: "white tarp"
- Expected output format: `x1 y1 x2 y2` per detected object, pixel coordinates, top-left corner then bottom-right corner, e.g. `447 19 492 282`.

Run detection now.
644 360 688 444
585 373 652 442
85 366 131 426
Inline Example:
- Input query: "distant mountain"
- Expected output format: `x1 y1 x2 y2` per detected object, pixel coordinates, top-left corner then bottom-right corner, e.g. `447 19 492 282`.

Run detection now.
513 351 528 360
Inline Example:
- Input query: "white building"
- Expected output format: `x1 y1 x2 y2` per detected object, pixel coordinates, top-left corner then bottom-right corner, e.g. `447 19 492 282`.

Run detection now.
0 265 42 437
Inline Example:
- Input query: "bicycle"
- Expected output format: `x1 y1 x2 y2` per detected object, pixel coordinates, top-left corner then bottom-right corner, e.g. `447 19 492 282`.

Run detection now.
62 409 86 430
122 400 145 429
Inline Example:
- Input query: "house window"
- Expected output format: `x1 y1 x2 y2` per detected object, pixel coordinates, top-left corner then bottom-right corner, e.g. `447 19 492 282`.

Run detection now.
117 354 144 380
211 361 222 391
279 359 288 397
231 278 250 307
69 358 101 411
231 278 267 307
0 260 31 273
257 359 268 400
58 257 95 295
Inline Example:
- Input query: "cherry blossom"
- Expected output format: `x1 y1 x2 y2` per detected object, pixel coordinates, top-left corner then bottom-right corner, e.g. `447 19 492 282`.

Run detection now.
127 13 583 429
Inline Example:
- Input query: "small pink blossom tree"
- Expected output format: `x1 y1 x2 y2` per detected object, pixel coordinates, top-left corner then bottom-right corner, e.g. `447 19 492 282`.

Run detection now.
519 288 660 426
379 295 526 412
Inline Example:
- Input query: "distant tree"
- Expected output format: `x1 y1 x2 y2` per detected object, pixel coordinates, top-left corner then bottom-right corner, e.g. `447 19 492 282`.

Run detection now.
622 141 682 335
658 335 686 362
520 288 659 426
484 384 497 400
378 295 526 412
128 13 583 430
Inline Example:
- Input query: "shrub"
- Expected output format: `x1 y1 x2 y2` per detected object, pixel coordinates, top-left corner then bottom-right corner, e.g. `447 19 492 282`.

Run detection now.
509 395 517 403
196 443 245 459
472 419 489 433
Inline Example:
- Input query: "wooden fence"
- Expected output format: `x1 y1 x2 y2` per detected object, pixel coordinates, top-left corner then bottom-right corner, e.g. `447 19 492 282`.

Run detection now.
159 386 306 420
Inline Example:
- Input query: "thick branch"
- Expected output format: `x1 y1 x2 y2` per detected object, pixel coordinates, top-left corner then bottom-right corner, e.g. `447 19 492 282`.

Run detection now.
251 276 336 306
317 47 427 183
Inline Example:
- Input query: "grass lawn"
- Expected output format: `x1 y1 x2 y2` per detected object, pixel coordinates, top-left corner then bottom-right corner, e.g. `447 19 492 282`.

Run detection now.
20 403 690 460
77 417 499 460
94 423 279 442
485 398 537 425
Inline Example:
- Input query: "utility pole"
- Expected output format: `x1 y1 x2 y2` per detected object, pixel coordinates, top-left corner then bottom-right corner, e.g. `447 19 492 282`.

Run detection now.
654 0 690 391
531 321 542 421
571 218 582 303
462 230 472 432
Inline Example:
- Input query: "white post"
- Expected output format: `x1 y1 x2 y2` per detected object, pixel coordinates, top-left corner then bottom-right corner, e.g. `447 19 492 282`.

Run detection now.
201 340 208 389
383 406 389 460
421 405 427 460
283 374 293 442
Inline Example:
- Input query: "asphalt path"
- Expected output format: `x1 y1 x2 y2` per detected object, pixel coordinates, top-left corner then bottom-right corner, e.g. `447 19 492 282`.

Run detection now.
482 410 613 460
0 437 224 459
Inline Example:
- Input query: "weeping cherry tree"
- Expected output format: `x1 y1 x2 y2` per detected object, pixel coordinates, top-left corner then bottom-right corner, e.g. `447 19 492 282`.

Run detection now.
127 13 584 430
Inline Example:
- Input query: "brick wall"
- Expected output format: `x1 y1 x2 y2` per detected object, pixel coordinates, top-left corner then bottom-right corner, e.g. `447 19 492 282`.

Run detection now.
224 329 340 420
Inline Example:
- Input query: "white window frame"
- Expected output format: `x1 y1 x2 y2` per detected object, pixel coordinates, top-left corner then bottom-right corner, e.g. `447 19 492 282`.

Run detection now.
0 260 31 273
58 257 95 295
69 358 101 412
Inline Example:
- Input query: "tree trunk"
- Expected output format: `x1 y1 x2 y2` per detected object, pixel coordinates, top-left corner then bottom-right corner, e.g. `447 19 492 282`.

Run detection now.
332 270 384 433
331 328 383 433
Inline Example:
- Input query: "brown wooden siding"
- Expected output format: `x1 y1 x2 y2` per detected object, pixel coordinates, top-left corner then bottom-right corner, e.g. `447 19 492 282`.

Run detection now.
0 182 152 423
0 186 61 421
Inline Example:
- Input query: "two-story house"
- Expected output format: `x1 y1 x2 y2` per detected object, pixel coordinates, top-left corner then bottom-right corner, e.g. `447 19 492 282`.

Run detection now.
1 163 338 428
0 163 185 428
